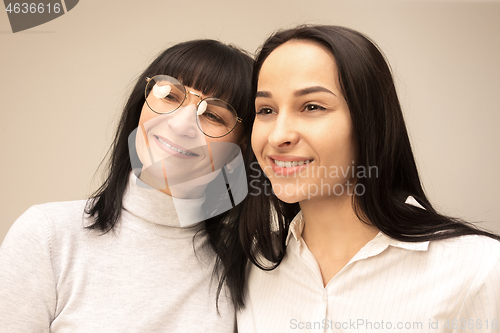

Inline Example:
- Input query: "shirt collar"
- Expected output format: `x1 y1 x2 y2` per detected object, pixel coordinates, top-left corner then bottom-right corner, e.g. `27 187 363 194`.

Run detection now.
123 171 206 229
285 210 430 254
286 211 305 246
386 235 430 251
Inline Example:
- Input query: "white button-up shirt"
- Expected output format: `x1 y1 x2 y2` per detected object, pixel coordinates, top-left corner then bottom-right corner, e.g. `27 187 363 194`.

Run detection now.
238 211 500 332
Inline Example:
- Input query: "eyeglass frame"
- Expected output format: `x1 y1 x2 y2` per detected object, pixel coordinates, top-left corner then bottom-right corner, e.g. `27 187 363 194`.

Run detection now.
144 75 242 138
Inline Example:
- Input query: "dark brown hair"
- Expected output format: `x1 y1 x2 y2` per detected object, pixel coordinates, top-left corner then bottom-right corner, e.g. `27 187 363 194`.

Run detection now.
84 40 254 309
228 25 499 309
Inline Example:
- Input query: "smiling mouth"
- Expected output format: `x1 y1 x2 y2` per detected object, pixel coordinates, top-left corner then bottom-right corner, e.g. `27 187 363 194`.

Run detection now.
272 158 313 168
155 136 198 156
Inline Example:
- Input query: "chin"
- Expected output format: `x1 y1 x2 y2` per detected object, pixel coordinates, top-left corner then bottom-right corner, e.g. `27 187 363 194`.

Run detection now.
271 183 307 204
275 195 303 204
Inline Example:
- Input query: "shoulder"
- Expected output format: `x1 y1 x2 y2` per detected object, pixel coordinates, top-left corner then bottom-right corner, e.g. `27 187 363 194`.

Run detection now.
20 199 88 226
1 200 97 281
29 199 88 220
3 200 90 246
428 234 500 260
426 234 500 282
430 235 500 319
0 201 89 330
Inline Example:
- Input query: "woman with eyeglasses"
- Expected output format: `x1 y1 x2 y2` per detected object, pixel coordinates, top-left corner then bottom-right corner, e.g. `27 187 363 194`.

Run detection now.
230 26 500 332
0 40 252 332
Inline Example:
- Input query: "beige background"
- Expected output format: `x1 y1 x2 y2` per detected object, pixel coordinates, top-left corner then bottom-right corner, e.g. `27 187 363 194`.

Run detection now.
1 0 499 243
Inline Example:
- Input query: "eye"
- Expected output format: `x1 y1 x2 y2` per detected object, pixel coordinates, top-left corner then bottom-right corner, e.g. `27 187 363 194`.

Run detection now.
202 111 226 125
256 107 276 115
304 104 326 112
163 93 182 103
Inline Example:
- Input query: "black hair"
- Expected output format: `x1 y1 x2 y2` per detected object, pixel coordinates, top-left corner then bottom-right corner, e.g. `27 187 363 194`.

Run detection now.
229 25 500 309
84 39 254 308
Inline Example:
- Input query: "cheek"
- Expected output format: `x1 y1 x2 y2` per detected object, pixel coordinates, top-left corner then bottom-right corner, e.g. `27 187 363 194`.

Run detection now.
324 123 356 166
138 103 160 128
251 122 266 157
135 125 149 167
205 126 245 170
227 123 245 148
340 120 356 160
135 104 163 165
250 137 264 166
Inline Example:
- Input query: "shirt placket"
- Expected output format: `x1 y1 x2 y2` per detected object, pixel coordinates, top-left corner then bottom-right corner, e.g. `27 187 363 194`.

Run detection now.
297 238 329 333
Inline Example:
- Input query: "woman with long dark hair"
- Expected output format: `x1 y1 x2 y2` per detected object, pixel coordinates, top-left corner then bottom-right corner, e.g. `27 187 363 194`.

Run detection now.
234 26 500 332
0 39 253 332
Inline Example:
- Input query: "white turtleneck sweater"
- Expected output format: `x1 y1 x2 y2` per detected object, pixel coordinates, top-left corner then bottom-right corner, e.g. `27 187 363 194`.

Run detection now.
0 173 235 332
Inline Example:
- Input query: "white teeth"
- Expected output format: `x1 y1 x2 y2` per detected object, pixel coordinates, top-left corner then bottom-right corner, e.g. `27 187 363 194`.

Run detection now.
156 137 197 156
274 159 312 168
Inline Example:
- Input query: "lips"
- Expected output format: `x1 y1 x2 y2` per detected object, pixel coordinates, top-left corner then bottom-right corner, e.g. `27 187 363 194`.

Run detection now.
153 135 199 158
268 155 314 175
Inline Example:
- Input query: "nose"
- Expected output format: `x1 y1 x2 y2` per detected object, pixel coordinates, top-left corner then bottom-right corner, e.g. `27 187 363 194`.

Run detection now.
268 111 299 150
166 102 200 138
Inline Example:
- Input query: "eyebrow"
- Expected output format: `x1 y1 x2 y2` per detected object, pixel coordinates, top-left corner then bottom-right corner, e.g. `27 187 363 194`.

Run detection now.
255 86 336 99
294 86 336 97
256 91 271 98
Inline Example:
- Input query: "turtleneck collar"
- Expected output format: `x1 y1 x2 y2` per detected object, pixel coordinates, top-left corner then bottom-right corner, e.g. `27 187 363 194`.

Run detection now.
121 172 206 238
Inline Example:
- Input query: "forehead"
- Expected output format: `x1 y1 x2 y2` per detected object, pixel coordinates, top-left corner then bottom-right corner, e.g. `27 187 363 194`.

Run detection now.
258 40 339 91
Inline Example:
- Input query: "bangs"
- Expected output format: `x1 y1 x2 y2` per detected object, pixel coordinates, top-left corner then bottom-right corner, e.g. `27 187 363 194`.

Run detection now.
148 40 253 120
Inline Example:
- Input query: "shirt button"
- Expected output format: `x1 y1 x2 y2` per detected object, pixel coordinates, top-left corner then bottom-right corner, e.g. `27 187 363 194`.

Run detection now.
322 293 327 302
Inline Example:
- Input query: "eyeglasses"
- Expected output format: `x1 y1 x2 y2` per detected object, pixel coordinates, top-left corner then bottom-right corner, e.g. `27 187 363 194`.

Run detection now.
145 75 241 138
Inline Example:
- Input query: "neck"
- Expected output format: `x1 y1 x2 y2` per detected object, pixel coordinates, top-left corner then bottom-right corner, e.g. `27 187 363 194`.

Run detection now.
138 168 172 195
138 167 207 199
300 193 379 284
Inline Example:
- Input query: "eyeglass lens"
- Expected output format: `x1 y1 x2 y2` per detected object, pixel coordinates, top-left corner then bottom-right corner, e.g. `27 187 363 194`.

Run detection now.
145 75 238 138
